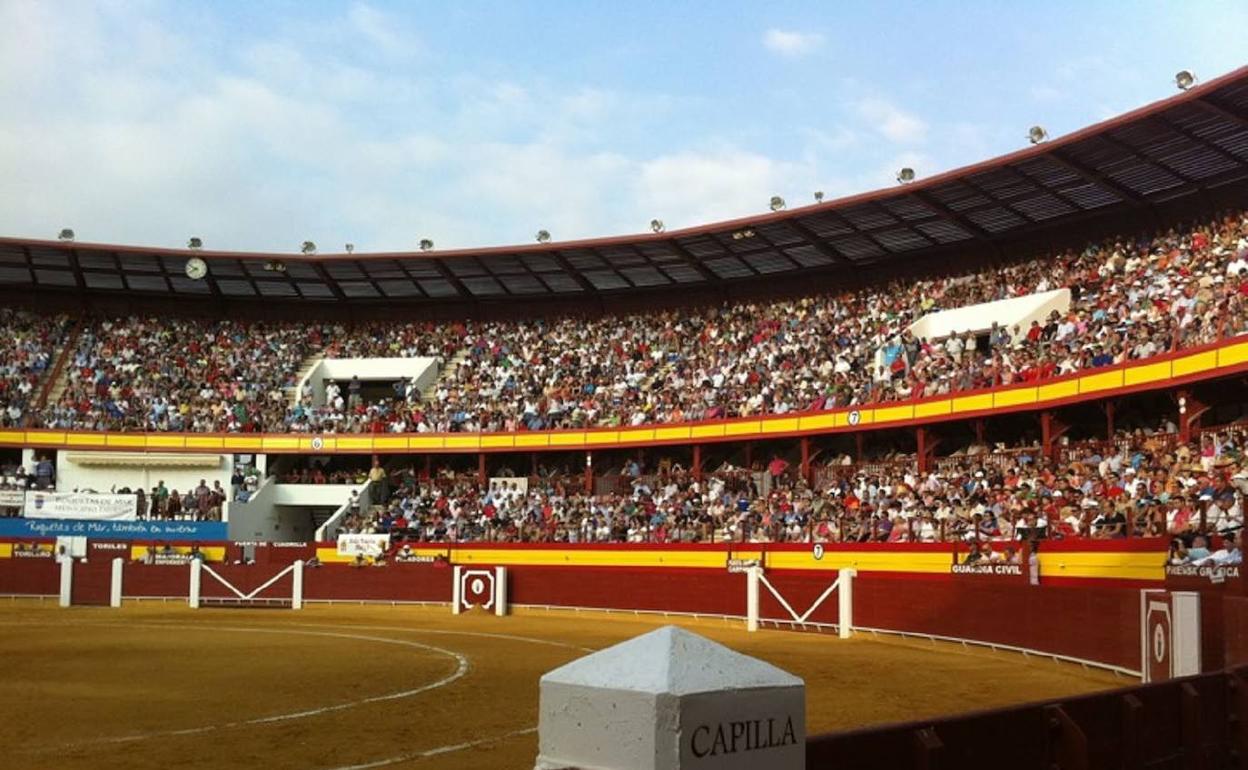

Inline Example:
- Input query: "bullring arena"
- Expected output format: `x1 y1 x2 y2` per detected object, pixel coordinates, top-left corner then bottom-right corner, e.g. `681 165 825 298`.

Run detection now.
2 46 1248 769
1 603 1119 770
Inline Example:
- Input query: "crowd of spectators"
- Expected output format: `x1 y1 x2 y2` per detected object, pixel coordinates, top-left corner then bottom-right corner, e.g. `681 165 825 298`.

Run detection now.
15 210 1248 433
0 310 71 428
328 427 1244 565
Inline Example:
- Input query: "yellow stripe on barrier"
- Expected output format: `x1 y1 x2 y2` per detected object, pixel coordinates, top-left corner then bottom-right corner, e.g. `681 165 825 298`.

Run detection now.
1173 350 1218 377
993 388 1037 408
913 400 952 419
1079 370 1124 394
1124 361 1172 386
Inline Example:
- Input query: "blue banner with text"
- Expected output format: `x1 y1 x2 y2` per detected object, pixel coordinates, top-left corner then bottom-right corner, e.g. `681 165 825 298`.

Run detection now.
0 518 227 541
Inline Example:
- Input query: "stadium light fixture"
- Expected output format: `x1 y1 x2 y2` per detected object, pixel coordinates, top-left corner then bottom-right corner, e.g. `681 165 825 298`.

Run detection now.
265 260 287 273
419 239 434 251
769 195 786 212
1027 126 1048 145
301 241 316 255
896 167 916 184
57 228 75 242
731 228 756 241
536 230 552 243
1175 70 1196 91
345 243 354 254
650 219 665 234
814 191 824 203
187 237 203 250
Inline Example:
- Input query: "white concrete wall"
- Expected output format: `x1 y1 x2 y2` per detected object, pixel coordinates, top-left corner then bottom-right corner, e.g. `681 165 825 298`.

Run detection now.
908 288 1071 343
272 483 359 507
53 451 233 496
299 357 440 406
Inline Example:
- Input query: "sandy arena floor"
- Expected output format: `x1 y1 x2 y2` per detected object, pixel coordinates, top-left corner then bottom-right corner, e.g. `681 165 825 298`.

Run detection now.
0 601 1124 769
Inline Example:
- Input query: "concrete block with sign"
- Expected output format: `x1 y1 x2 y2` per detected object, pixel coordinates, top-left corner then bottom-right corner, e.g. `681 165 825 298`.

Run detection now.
535 625 804 770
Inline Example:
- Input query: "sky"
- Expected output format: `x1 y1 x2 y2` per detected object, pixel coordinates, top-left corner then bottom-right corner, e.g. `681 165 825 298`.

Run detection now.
0 0 1245 254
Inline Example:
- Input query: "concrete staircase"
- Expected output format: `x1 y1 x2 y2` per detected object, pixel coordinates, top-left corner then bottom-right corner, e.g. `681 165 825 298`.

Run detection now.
34 319 85 414
286 350 325 408
421 348 471 402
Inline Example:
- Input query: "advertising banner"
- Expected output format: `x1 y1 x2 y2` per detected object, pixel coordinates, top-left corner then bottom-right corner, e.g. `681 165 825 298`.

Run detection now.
0 518 227 540
24 492 137 521
0 490 24 508
337 533 390 558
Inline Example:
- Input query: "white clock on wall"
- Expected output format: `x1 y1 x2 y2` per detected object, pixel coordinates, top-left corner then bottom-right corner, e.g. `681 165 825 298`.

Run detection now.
184 257 208 280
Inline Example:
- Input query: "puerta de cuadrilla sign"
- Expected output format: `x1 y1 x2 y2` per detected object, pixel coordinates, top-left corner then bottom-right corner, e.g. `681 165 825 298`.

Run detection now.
536 625 804 770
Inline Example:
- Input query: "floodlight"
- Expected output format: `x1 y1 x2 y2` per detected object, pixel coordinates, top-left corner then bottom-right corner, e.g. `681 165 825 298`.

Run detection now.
1027 126 1048 145
731 229 756 241
1175 70 1196 91
896 167 916 184
345 243 354 254
769 195 786 212
650 219 665 234
187 237 203 249
536 230 551 243
419 239 434 251
57 228 75 242
265 260 287 273
813 191 824 203
301 241 316 255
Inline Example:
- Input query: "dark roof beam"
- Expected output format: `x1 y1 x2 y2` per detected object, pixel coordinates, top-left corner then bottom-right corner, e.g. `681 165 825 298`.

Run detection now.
548 250 600 293
1045 149 1152 207
1191 96 1248 132
1097 131 1197 183
905 190 996 242
777 220 853 264
429 258 475 299
1156 113 1244 168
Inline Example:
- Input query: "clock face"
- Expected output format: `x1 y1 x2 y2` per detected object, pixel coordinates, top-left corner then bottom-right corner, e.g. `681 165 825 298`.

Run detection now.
185 257 208 280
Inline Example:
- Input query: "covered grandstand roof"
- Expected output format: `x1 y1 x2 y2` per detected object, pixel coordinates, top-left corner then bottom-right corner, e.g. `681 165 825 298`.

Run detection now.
3 66 1248 304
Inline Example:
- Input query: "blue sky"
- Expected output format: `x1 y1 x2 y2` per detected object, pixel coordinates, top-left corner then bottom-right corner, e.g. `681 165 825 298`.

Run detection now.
0 0 1244 253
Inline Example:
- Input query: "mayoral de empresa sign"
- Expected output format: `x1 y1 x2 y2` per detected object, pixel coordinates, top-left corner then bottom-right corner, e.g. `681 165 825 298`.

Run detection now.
535 625 805 770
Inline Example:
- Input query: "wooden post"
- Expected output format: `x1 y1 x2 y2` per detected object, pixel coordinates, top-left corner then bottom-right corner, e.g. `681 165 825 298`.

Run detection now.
585 451 593 495
854 433 864 463
973 419 985 445
916 427 929 474
744 443 754 470
1105 401 1115 441
478 453 487 486
800 438 811 486
692 445 703 482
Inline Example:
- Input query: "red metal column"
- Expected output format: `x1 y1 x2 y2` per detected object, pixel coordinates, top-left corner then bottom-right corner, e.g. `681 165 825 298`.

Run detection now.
477 453 486 486
916 427 929 474
585 451 594 494
692 445 703 482
800 438 811 486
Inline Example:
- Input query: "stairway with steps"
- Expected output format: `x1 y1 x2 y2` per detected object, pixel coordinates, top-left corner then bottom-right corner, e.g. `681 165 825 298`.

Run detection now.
420 348 471 402
32 319 85 416
285 350 325 408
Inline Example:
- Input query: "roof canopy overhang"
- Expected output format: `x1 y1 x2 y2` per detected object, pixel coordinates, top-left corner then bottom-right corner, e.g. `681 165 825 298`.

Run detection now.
3 66 1247 307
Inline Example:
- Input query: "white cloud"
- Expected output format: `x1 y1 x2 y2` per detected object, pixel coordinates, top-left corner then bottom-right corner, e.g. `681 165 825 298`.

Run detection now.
856 97 927 144
0 3 839 251
762 29 824 57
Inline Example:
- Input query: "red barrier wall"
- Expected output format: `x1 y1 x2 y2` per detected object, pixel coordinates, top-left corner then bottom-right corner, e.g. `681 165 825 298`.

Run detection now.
0 558 57 595
302 564 451 603
70 560 112 606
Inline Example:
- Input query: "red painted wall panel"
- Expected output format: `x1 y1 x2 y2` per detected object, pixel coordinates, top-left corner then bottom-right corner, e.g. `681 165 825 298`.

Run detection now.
70 559 112 606
302 564 451 602
0 558 58 595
